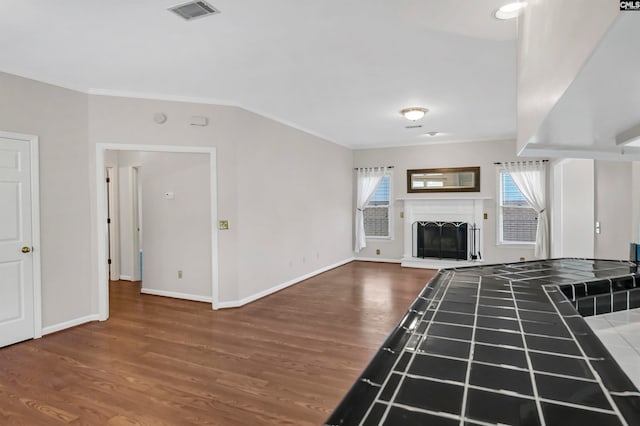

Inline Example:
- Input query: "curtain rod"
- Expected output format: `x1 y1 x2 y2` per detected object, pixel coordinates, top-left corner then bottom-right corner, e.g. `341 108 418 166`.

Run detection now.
493 160 548 165
353 166 394 170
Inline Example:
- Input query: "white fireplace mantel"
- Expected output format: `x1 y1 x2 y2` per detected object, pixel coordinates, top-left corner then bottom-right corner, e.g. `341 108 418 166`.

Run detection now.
400 197 488 269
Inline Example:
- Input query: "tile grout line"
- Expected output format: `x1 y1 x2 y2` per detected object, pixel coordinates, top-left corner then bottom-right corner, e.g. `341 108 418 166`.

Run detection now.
458 275 481 425
542 286 629 426
508 280 546 426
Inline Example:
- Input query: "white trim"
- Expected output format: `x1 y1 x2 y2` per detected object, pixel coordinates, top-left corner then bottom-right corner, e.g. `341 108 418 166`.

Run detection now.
42 314 100 336
0 131 42 339
217 258 354 309
96 143 219 319
401 258 482 269
119 275 133 281
105 166 120 280
140 288 212 303
354 257 402 264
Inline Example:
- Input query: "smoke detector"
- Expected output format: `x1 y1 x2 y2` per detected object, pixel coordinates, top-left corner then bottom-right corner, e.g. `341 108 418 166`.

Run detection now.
169 1 220 21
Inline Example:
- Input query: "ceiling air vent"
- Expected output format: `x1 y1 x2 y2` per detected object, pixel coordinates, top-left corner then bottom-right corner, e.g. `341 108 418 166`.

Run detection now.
405 125 423 129
169 1 220 21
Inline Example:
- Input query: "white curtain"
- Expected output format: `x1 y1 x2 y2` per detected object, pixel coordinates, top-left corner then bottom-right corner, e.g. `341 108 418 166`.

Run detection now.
503 161 549 259
355 167 387 252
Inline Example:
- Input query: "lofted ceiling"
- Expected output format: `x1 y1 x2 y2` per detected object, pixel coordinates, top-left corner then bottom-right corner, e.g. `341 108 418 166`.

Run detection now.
0 0 519 148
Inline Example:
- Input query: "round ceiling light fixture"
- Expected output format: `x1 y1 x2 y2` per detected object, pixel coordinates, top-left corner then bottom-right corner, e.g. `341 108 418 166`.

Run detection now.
494 2 527 20
401 107 428 121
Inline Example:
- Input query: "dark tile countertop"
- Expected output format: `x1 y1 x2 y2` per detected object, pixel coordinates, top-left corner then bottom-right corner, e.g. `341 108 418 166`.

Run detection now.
326 258 640 426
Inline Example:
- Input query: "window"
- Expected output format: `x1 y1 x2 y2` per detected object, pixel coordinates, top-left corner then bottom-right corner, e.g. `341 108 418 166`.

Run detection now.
498 171 537 244
364 175 391 238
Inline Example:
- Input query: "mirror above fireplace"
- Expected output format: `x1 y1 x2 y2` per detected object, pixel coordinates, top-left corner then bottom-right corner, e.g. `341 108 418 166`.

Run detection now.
407 166 480 193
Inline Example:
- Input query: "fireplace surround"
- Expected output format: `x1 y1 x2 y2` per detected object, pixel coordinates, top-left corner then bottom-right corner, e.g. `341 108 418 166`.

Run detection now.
400 197 487 268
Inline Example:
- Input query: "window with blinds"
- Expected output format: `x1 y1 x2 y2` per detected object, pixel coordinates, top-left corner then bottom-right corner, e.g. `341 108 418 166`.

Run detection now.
364 175 391 238
499 171 537 244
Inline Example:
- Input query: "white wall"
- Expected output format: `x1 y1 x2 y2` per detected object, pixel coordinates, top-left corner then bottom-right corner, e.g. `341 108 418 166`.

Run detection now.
116 157 134 280
1 70 353 329
632 162 640 243
353 139 539 264
594 160 632 260
0 71 93 328
550 159 634 261
550 159 595 258
88 94 354 306
517 0 618 152
115 151 212 298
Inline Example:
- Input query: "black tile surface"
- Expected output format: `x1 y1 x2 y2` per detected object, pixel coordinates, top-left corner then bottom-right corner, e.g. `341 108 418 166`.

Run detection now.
473 343 528 369
418 336 470 359
529 352 594 380
469 362 533 396
433 311 475 326
535 373 612 410
476 315 520 331
540 402 622 426
383 407 459 426
395 377 463 415
427 322 473 341
474 328 523 348
326 258 640 426
465 388 540 426
408 353 467 383
525 334 582 356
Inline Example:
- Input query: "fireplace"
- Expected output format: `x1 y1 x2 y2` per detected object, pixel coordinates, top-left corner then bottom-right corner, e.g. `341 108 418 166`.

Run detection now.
413 221 468 260
401 198 485 268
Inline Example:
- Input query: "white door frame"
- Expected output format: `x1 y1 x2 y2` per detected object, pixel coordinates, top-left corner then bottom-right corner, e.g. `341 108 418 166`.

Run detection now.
96 143 219 321
105 166 120 280
131 166 142 282
0 131 42 338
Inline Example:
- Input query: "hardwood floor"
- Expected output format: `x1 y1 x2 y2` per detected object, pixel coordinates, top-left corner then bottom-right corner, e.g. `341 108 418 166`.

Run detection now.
0 262 435 425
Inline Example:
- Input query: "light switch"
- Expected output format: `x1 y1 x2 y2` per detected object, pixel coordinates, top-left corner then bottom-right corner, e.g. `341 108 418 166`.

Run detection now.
219 220 229 230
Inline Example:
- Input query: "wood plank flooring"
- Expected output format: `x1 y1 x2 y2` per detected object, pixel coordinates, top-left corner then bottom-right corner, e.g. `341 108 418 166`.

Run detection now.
0 261 435 425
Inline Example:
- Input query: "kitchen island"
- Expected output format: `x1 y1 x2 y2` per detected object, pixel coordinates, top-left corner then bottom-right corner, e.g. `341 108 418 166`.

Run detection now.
326 258 640 426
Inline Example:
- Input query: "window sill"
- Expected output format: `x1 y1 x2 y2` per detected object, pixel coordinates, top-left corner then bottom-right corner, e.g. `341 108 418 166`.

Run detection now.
366 236 393 242
496 242 535 249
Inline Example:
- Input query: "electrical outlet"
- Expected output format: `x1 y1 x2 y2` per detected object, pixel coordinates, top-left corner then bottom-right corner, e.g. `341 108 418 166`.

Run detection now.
400 211 404 219
376 249 381 255
519 257 525 262
219 220 229 230
178 270 183 279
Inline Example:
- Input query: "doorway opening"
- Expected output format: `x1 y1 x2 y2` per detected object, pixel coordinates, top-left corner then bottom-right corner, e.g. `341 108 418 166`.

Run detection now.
96 144 219 321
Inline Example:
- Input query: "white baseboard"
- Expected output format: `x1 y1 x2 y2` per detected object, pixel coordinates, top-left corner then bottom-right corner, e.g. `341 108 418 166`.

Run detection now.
42 314 101 336
119 275 133 281
141 288 213 303
217 257 355 309
355 257 402 264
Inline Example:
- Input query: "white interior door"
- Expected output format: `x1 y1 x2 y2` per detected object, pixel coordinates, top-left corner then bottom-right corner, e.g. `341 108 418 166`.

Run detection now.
0 136 35 347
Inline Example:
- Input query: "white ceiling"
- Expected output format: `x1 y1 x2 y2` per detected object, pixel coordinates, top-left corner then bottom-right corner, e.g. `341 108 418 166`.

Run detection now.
0 0 519 149
522 13 640 161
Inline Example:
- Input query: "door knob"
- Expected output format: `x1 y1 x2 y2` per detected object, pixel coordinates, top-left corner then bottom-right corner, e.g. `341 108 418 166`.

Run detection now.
21 246 31 253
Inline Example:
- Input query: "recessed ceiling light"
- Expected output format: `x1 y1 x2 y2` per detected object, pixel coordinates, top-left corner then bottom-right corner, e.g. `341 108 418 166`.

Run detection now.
401 107 428 121
494 2 527 20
